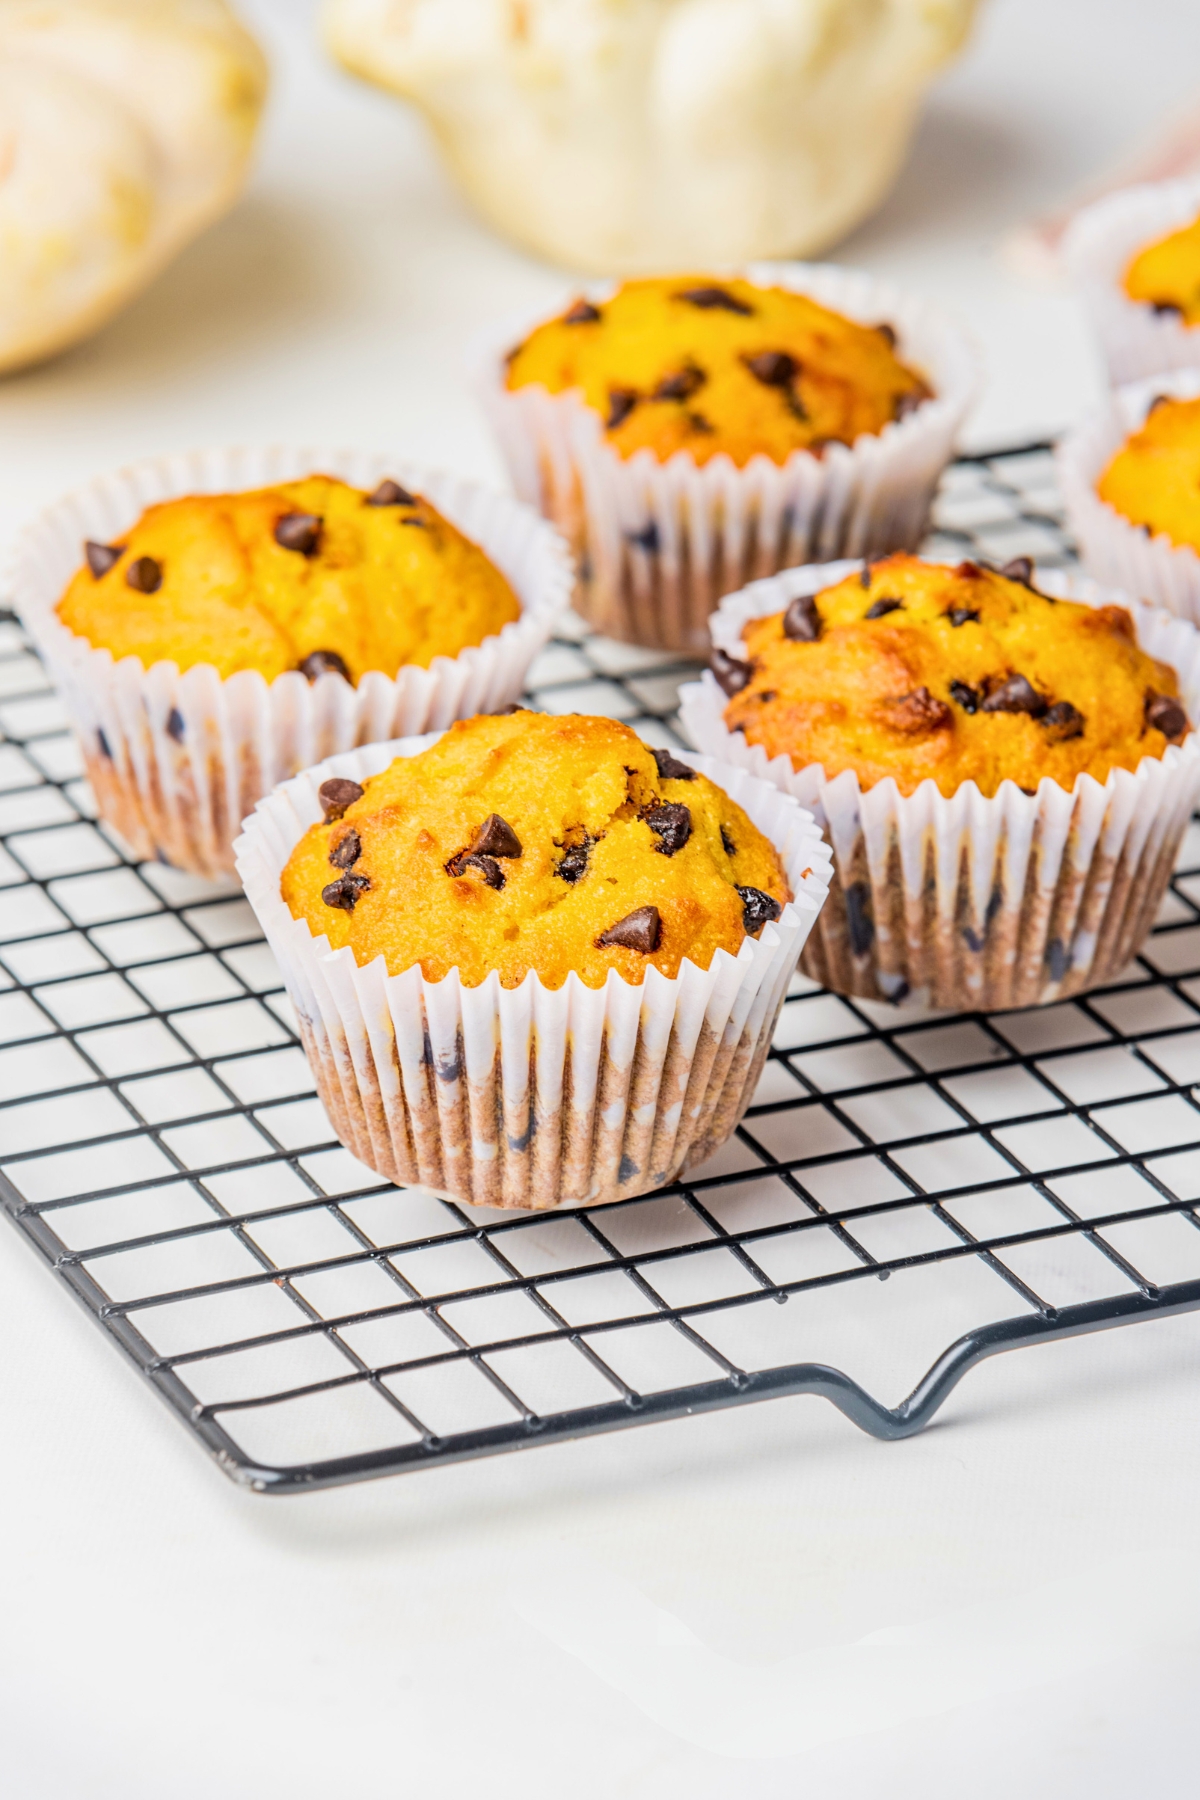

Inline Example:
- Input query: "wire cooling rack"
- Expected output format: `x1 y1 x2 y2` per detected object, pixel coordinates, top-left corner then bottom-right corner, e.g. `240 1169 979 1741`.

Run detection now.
6 443 1200 1495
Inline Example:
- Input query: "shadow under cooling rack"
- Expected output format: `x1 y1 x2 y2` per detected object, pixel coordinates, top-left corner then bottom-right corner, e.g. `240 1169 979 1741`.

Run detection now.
6 444 1200 1494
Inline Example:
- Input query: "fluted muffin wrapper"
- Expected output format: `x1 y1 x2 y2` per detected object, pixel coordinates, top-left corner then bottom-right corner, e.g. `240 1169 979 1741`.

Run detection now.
234 741 832 1212
1057 370 1200 627
679 561 1200 1012
11 445 573 879
1063 177 1200 386
472 262 980 654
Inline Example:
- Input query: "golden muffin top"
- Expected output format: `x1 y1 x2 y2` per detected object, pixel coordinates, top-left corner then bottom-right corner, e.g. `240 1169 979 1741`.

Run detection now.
718 554 1189 800
281 711 791 990
1123 212 1200 326
504 276 931 470
57 475 521 683
1096 394 1200 553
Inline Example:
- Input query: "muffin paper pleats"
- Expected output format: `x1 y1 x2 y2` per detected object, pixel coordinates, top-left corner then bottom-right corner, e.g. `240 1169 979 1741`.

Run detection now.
1064 177 1200 387
1058 371 1200 627
11 446 572 878
680 562 1200 1012
235 742 832 1213
473 263 979 654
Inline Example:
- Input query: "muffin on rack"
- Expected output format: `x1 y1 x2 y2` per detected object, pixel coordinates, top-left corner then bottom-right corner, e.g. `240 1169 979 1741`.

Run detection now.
681 554 1200 1012
1093 393 1200 555
239 710 831 1211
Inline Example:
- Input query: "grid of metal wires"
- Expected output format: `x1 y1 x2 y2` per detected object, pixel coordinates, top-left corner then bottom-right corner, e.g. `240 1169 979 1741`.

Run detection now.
6 443 1200 1494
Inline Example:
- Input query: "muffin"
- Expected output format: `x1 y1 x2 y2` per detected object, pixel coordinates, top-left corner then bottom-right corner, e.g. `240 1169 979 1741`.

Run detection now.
1123 212 1200 326
1059 371 1200 627
680 555 1200 1011
237 714 833 1211
14 447 571 879
1064 177 1200 385
476 262 978 652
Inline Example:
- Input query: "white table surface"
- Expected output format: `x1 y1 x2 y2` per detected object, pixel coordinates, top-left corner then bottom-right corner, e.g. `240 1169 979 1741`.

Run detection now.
6 3 1200 1794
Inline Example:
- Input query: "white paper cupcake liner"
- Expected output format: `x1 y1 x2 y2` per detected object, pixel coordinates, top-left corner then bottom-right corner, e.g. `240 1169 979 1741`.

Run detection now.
1063 177 1200 386
10 446 573 879
234 739 832 1212
472 263 980 655
679 561 1200 1011
1057 370 1200 626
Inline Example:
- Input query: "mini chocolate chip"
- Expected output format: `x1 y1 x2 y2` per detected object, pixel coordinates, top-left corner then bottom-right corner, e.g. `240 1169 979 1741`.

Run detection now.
1042 701 1085 740
980 673 1045 716
720 825 735 857
645 802 692 857
125 555 162 594
626 521 659 553
677 285 753 315
955 560 983 580
85 540 124 578
876 322 897 347
366 479 417 507
470 813 522 859
1146 692 1189 739
782 594 821 641
274 512 322 555
686 411 715 434
298 649 351 682
893 390 923 421
596 906 662 953
563 298 601 325
845 881 875 955
711 647 753 695
449 852 505 890
999 556 1035 588
490 703 527 715
97 727 112 760
318 777 364 821
606 387 638 429
322 873 370 911
165 707 185 743
755 690 777 703
328 829 362 869
1151 300 1183 317
948 608 980 627
736 886 782 936
744 350 798 388
400 516 428 528
653 364 706 402
556 836 593 883
651 747 696 781
1148 393 1171 414
866 597 902 619
949 680 980 713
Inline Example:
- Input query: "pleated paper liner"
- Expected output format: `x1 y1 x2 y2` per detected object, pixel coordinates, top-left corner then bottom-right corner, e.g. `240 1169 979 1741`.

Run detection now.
1064 177 1200 386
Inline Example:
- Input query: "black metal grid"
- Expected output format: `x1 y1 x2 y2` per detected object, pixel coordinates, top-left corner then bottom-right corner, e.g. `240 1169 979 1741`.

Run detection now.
7 443 1200 1495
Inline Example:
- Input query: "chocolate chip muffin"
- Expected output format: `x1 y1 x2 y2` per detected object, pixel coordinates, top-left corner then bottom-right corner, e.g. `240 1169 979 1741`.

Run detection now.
1095 393 1200 555
717 553 1189 800
57 474 521 681
280 710 791 989
1123 210 1200 327
505 276 932 469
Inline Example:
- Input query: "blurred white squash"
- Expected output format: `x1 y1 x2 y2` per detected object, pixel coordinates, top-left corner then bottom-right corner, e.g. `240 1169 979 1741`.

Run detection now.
0 0 266 374
323 0 978 273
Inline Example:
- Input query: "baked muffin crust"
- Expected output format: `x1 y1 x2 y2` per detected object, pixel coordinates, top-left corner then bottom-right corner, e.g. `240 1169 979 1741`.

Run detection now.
1096 394 1200 553
505 277 930 470
281 711 791 988
57 474 521 682
719 554 1189 799
1123 213 1200 326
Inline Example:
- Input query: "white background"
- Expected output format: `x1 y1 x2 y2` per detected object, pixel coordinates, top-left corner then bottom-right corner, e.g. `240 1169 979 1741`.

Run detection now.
6 2 1200 1794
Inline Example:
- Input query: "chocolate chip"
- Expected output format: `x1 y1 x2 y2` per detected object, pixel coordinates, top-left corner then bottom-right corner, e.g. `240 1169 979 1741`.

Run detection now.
165 707 185 743
328 829 362 870
893 390 924 421
949 680 980 713
865 597 902 619
490 703 527 715
274 512 322 555
1148 393 1171 414
85 540 123 578
711 647 752 696
948 608 980 627
653 364 706 402
744 350 798 388
860 566 873 589
125 555 162 594
626 521 659 553
651 747 696 781
782 594 821 641
470 813 522 859
597 906 662 953
400 516 428 528
366 479 417 507
298 649 351 682
955 561 984 580
318 777 364 821
1151 300 1183 317
736 886 782 935
999 556 1035 588
606 388 639 429
755 691 777 703
720 825 735 857
645 802 692 856
677 285 754 315
1040 701 1084 740
448 852 505 889
1146 692 1189 739
980 673 1045 716
876 322 897 347
322 873 370 911
845 881 875 955
555 837 592 883
686 411 715 434
563 298 602 325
